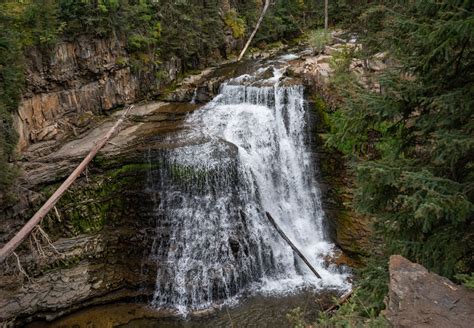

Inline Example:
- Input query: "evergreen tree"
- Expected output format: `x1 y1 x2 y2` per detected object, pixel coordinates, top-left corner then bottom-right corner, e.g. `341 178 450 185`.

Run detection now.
328 1 474 278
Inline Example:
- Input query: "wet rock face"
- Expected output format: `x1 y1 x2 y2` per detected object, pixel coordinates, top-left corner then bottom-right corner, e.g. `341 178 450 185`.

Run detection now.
386 255 474 328
304 89 372 263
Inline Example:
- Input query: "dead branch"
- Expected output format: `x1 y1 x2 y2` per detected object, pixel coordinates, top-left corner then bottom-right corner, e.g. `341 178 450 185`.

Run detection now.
237 0 271 61
324 0 328 30
265 212 322 279
324 290 353 313
0 105 133 263
53 206 62 222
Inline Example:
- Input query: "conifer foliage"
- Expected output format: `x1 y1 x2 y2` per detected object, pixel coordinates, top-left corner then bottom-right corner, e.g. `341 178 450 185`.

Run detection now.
329 1 473 278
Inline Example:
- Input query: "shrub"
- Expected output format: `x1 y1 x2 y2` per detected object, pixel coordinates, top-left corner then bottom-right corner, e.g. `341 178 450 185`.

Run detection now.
224 9 246 39
307 29 331 53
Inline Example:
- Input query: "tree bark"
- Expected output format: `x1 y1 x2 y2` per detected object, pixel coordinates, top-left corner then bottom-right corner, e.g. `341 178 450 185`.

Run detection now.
265 212 322 279
237 0 271 61
0 106 133 264
324 0 329 30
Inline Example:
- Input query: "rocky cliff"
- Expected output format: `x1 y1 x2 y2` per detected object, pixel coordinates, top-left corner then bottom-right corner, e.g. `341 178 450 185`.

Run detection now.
12 35 233 153
1 29 242 324
1 101 195 324
14 37 138 151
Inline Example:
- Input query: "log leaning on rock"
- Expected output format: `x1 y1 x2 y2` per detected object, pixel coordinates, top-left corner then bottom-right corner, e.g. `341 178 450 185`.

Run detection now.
265 211 322 279
0 105 134 264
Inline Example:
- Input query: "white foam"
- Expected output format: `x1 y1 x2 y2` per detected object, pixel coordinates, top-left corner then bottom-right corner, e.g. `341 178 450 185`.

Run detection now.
149 65 351 314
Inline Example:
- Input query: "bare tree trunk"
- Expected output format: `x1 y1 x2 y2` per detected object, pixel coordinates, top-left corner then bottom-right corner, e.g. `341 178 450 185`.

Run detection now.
265 212 322 279
237 0 271 61
0 106 133 264
324 0 329 30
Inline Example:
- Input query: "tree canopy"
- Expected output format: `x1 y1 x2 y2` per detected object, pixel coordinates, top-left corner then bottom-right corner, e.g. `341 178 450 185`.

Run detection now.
328 0 473 278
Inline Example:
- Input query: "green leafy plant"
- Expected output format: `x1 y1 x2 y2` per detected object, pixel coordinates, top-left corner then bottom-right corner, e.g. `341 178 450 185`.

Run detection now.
224 9 246 39
286 307 306 328
307 29 331 53
455 273 474 289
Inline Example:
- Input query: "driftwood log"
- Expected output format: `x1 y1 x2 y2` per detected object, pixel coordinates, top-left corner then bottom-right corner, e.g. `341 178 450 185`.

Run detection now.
0 105 134 263
265 211 322 279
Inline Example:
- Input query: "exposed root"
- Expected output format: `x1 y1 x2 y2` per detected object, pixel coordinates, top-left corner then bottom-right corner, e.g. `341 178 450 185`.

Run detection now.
53 205 62 222
12 252 32 283
36 226 63 255
30 230 46 258
36 226 62 256
0 105 133 264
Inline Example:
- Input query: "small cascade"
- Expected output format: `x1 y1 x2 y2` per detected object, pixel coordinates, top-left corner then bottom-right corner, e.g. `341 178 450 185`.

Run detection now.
190 88 198 104
146 61 349 314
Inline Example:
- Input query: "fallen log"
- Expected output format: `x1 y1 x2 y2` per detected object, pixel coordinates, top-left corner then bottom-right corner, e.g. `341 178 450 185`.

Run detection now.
237 0 271 61
324 289 353 312
265 211 322 279
0 105 134 264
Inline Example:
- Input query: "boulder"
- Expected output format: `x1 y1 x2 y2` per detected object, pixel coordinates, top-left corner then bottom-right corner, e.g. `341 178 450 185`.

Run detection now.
385 255 474 328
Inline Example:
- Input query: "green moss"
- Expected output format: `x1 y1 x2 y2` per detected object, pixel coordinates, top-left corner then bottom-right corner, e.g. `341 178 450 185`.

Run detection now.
108 163 155 178
115 56 127 66
41 255 83 274
266 40 284 49
314 95 330 125
39 161 152 238
167 163 210 184
159 81 179 99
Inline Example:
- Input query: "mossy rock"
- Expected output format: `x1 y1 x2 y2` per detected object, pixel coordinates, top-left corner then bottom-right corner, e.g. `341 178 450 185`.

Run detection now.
40 161 153 238
309 93 331 131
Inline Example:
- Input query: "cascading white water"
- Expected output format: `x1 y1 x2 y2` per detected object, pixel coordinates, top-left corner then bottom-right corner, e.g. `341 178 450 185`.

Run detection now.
148 60 350 314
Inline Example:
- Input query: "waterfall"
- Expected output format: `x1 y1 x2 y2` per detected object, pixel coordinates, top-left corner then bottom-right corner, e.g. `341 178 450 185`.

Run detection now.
147 63 349 314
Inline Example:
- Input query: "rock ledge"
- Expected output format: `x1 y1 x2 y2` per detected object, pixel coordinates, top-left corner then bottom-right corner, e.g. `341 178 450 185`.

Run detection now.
386 255 474 328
